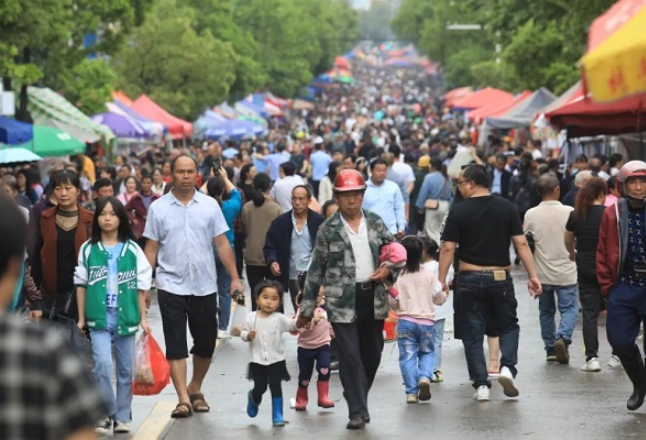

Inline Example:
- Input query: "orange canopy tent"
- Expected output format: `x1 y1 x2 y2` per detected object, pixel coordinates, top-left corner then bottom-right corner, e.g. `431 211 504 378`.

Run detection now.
453 87 514 110
468 90 532 124
334 56 352 70
131 94 193 138
113 91 133 106
444 87 473 106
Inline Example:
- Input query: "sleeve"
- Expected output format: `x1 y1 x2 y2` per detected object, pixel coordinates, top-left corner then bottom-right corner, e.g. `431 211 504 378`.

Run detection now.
23 266 42 308
596 209 613 295
211 201 230 239
300 229 329 318
430 272 447 305
394 186 406 231
416 176 431 210
30 214 45 285
509 203 524 236
135 243 153 290
565 210 576 232
406 166 415 182
143 204 159 241
440 208 460 243
399 178 409 204
263 218 280 265
281 314 298 333
227 189 243 218
73 242 90 287
240 312 255 342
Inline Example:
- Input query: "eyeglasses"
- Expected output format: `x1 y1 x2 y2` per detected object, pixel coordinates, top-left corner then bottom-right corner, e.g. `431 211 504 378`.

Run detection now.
458 180 471 186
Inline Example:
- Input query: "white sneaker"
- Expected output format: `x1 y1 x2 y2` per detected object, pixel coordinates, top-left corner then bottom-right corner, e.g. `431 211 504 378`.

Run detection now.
95 417 112 435
473 385 490 402
608 355 622 369
217 330 231 340
497 366 519 398
113 421 131 433
581 357 602 372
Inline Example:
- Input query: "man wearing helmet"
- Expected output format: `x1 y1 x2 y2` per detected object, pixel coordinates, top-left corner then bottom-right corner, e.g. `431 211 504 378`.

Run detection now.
597 160 646 411
297 169 396 430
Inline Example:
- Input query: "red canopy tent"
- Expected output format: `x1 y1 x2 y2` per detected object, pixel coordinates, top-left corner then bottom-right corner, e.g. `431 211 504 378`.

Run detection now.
131 94 193 138
334 56 352 70
452 87 514 110
546 91 646 137
468 90 532 124
444 87 473 106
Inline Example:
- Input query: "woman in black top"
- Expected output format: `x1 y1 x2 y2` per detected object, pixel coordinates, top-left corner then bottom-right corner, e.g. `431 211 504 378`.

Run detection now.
565 177 608 370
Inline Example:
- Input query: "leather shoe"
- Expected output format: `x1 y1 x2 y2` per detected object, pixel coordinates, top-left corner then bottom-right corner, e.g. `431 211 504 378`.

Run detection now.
346 417 365 430
364 416 370 423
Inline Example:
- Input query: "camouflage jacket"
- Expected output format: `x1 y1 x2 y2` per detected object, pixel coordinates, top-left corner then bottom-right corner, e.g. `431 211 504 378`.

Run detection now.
300 209 396 323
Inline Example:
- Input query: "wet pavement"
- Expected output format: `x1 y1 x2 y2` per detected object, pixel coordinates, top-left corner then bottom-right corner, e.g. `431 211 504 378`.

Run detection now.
129 267 646 440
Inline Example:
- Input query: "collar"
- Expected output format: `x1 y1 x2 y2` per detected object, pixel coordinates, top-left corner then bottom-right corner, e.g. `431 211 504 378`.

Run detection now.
539 200 562 206
339 210 366 229
169 188 199 206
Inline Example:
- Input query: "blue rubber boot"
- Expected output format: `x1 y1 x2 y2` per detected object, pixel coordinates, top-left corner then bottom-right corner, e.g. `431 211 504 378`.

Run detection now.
247 390 260 418
271 397 285 426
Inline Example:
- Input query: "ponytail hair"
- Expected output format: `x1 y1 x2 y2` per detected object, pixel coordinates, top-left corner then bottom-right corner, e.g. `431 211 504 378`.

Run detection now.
252 172 271 207
574 177 607 220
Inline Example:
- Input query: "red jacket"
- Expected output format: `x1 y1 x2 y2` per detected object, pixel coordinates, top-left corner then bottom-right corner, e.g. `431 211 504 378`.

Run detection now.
596 201 628 295
125 192 160 238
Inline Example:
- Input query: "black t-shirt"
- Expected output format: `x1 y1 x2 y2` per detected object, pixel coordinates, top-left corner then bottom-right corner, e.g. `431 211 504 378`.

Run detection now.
442 195 523 267
56 225 77 294
565 205 605 254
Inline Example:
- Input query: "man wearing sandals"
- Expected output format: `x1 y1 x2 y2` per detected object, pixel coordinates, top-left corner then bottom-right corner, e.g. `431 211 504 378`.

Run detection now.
144 155 243 418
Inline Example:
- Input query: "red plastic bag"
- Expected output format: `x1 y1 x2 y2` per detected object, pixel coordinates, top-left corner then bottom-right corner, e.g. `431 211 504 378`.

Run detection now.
133 333 170 396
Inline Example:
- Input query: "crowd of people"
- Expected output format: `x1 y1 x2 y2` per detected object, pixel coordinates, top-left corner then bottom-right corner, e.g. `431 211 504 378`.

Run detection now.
1 57 645 439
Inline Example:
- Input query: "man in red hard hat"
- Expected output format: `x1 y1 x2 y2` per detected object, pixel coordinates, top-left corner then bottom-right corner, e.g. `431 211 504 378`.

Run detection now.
598 160 646 411
297 169 396 430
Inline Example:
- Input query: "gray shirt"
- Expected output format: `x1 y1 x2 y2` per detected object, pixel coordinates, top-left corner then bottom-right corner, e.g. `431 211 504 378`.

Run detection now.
386 167 410 203
143 189 229 296
289 214 312 279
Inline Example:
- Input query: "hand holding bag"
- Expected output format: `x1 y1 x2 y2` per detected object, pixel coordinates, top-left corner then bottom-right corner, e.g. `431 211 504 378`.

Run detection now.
424 178 449 210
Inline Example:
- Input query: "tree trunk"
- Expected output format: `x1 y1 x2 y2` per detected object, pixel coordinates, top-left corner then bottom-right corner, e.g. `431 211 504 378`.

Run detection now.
15 47 32 122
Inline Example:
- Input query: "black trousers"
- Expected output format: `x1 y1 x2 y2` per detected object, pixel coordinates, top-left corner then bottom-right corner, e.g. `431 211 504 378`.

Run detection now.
331 285 384 420
579 277 603 359
312 180 321 198
234 232 245 279
246 265 269 311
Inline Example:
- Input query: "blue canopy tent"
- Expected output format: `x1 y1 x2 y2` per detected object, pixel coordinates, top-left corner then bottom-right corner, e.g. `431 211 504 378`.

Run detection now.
0 116 34 145
235 101 268 119
194 109 228 137
204 119 267 141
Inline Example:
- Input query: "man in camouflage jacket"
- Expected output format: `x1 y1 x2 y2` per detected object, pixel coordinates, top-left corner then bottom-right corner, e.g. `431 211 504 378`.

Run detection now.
297 169 396 430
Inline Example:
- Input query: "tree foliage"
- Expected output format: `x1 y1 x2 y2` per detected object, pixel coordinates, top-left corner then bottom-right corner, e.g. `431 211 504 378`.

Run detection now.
60 59 115 116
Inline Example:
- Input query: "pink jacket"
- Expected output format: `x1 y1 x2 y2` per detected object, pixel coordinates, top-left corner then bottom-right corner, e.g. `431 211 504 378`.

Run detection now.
379 242 407 297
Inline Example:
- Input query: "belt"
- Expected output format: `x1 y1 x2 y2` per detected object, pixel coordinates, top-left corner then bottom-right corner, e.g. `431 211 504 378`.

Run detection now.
356 281 374 290
460 270 510 275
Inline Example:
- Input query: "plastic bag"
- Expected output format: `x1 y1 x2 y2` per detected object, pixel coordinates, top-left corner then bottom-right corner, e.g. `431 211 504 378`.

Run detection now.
227 302 248 336
133 333 170 396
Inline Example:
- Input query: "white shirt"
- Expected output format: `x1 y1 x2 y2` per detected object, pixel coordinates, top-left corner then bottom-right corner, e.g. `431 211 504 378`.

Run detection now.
340 213 374 282
531 149 543 160
270 175 305 212
241 312 297 365
392 161 415 184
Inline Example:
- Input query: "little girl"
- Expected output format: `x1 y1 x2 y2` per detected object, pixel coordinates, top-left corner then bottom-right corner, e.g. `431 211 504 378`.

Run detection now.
241 280 297 426
419 235 454 383
293 290 335 411
394 235 447 404
75 197 152 435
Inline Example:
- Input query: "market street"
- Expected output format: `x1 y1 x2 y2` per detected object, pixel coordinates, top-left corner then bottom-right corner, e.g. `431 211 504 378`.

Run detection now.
126 266 646 440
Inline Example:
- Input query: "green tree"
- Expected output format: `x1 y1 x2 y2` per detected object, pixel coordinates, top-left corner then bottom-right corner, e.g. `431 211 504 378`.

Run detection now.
60 59 115 115
112 0 237 119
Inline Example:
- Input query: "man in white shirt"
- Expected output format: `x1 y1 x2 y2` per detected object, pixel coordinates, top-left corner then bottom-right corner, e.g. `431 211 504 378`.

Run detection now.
362 159 406 237
523 174 579 367
270 161 305 212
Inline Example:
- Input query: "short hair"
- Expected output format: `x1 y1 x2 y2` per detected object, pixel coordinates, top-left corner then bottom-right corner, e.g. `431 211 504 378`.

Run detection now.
495 153 507 162
574 154 588 164
49 170 81 190
253 279 284 303
93 178 113 191
389 144 401 158
170 154 198 172
609 153 624 168
279 161 297 177
370 158 388 171
537 174 560 196
574 170 593 187
430 157 442 171
140 173 153 183
461 164 490 188
292 184 312 200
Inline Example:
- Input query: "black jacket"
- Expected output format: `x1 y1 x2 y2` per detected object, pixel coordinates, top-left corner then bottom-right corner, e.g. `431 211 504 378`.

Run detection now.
490 169 512 199
264 209 325 290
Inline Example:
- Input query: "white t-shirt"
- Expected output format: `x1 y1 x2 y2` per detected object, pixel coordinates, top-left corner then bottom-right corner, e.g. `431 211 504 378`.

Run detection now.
421 261 453 321
340 214 374 282
392 161 415 184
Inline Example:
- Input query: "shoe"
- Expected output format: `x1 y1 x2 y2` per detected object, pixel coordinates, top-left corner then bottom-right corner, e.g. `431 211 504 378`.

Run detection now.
346 416 366 430
581 357 602 372
431 371 443 383
473 385 490 402
295 387 308 411
624 356 646 411
554 339 570 365
271 397 286 426
317 381 335 408
247 390 260 418
546 350 558 362
330 360 340 371
498 366 519 398
417 378 432 401
217 330 231 340
608 355 622 369
406 394 419 404
113 421 131 433
95 417 112 435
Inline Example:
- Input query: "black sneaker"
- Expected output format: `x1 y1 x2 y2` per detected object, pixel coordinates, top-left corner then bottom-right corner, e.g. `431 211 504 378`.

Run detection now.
95 417 112 435
546 350 558 362
554 339 570 364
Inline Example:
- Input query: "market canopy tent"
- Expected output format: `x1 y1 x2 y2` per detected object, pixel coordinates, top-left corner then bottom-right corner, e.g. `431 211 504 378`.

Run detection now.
468 90 532 124
0 116 33 145
0 147 42 165
444 87 473 106
131 94 193 138
485 88 557 129
15 125 86 157
107 101 166 139
453 87 514 111
91 112 148 138
28 86 114 144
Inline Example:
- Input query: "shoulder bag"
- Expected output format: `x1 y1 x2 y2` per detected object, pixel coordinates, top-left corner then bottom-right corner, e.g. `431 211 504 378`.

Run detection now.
424 178 449 210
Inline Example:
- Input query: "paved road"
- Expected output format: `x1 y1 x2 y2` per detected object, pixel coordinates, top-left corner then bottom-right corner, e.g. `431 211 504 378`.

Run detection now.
131 267 646 440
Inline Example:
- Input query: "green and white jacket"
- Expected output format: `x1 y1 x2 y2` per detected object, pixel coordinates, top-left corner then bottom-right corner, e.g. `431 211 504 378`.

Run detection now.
74 239 152 335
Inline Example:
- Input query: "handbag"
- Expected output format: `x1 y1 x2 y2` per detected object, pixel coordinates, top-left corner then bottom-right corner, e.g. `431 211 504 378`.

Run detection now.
424 178 449 210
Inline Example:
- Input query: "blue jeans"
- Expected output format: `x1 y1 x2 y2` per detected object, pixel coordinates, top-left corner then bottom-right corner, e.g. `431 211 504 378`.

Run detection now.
538 284 578 351
606 282 646 359
458 272 519 389
89 308 135 422
433 318 445 372
214 249 233 331
396 319 435 395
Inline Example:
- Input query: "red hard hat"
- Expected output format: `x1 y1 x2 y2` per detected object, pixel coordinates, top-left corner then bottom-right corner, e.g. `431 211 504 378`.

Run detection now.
618 160 646 193
333 169 367 193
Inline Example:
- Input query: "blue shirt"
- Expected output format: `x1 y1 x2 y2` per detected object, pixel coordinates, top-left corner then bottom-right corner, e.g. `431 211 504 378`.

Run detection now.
105 242 124 308
386 167 410 203
144 190 229 296
491 169 503 195
415 172 451 210
261 152 290 181
362 179 406 234
220 189 242 245
222 147 238 160
252 155 267 173
289 214 312 279
310 151 332 181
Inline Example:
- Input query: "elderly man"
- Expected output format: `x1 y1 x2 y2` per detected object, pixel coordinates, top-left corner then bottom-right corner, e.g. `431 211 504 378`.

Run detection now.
563 170 593 207
298 169 396 430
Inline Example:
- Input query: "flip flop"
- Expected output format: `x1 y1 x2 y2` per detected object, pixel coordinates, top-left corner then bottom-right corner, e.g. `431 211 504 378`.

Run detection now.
189 393 211 413
171 402 193 418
